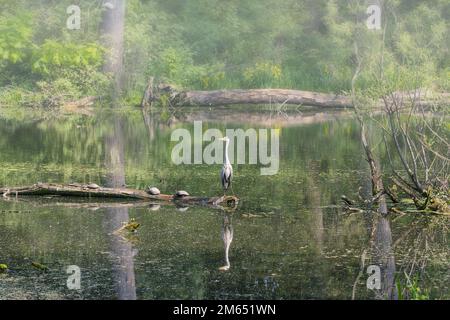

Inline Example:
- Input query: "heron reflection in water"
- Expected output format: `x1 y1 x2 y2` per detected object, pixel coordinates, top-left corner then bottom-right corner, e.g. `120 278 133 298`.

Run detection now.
219 214 233 271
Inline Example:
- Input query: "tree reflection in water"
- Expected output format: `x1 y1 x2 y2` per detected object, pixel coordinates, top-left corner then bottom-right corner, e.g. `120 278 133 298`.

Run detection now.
103 116 137 300
372 213 398 300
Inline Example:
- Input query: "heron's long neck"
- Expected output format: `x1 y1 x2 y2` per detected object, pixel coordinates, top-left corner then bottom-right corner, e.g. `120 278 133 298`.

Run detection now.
223 140 230 165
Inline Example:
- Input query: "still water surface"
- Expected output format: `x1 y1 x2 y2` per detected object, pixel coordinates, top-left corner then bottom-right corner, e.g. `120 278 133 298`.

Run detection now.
0 107 448 299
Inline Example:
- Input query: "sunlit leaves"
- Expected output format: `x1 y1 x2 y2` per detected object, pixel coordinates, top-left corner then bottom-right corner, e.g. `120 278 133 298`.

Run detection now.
243 62 282 88
0 12 33 64
31 40 104 76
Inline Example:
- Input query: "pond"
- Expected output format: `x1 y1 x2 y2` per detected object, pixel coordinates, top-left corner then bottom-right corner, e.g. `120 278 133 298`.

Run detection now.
0 107 448 299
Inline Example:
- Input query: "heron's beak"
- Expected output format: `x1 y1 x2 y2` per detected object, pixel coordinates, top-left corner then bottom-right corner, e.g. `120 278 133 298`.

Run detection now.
218 137 226 141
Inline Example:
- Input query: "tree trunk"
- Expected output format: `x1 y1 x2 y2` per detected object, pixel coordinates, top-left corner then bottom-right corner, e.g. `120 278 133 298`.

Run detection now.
101 0 126 93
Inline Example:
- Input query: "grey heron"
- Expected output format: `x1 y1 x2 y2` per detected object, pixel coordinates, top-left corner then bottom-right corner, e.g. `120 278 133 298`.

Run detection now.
219 136 233 195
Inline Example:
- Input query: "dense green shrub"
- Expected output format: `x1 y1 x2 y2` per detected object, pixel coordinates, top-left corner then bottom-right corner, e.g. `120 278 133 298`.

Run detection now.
31 40 104 77
0 12 33 65
242 62 282 88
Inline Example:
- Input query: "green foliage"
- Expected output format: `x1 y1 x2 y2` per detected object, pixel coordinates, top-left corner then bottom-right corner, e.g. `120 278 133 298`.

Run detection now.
31 40 104 77
0 263 8 273
0 2 108 108
0 80 77 108
0 12 33 65
396 273 430 300
243 62 282 88
31 261 48 272
57 66 111 96
150 47 206 88
439 69 450 91
0 69 109 108
134 0 447 94
197 68 225 90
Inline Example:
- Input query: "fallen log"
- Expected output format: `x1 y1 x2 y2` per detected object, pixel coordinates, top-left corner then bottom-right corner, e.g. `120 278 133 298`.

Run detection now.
143 83 449 108
0 183 238 209
171 88 352 108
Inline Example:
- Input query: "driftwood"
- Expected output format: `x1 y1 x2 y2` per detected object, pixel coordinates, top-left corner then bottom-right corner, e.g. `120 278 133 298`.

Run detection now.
143 83 450 108
0 183 238 209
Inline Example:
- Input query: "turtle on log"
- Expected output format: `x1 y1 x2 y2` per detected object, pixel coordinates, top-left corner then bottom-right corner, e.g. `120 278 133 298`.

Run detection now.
146 186 161 195
175 190 190 197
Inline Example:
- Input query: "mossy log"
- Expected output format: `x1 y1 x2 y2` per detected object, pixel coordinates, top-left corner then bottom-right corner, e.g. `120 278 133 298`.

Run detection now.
0 183 238 209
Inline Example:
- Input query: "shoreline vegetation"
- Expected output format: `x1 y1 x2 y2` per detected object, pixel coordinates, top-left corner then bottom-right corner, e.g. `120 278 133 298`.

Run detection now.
1 1 449 110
